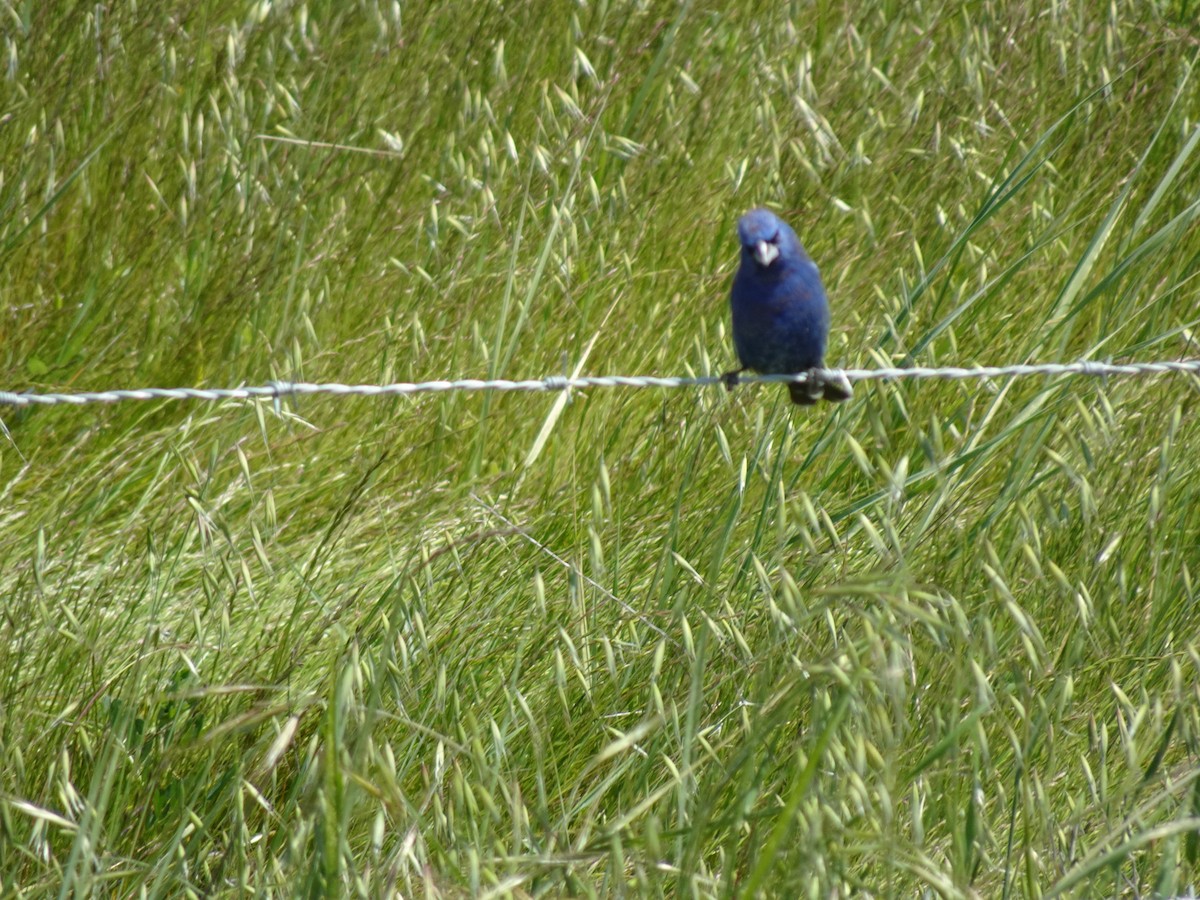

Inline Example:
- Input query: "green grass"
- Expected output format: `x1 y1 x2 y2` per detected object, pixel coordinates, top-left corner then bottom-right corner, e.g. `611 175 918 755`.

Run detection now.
2 1 1200 896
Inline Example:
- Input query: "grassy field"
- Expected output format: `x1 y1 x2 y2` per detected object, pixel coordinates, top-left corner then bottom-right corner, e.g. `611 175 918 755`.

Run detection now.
2 1 1200 896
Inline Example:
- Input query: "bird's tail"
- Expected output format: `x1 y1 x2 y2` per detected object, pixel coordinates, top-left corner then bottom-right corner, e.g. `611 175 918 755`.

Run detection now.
789 371 853 405
788 381 821 405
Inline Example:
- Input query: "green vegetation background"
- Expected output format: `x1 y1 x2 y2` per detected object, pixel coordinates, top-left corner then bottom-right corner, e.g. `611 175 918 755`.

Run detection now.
2 1 1200 896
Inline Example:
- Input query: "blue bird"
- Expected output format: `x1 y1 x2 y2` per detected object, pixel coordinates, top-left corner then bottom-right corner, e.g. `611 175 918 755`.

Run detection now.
724 208 851 405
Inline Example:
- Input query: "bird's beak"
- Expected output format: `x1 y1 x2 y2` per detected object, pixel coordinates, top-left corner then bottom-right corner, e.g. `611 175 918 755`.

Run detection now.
752 240 779 267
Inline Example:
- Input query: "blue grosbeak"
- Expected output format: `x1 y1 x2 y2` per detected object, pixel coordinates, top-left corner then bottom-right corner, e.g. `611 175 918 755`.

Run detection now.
724 208 851 405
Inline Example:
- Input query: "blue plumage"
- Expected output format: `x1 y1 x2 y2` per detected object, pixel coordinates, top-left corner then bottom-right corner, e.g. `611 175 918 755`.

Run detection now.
725 208 851 405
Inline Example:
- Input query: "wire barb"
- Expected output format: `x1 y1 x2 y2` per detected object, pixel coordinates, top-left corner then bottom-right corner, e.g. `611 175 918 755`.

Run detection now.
0 359 1197 408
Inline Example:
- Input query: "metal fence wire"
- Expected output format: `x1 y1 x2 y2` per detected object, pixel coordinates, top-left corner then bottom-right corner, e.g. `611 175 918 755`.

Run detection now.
1 359 1198 408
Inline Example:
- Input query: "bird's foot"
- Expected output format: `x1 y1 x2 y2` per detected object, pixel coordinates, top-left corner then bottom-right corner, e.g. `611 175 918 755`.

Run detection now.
721 368 745 392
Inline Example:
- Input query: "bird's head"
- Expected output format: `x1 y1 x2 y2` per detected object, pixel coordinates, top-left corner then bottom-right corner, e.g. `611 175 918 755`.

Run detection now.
737 208 795 271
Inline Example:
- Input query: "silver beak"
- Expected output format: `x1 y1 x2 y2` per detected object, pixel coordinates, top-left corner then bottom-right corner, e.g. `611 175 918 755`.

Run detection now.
752 240 779 267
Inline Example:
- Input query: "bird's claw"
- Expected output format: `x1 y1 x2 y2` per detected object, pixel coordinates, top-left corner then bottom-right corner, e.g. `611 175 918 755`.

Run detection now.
721 369 744 392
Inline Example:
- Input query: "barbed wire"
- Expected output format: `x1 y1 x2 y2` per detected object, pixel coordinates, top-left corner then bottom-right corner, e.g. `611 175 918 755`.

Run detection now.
0 359 1197 409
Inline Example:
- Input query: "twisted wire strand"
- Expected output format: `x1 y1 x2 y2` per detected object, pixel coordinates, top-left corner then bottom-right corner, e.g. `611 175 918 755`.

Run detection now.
0 359 1198 408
